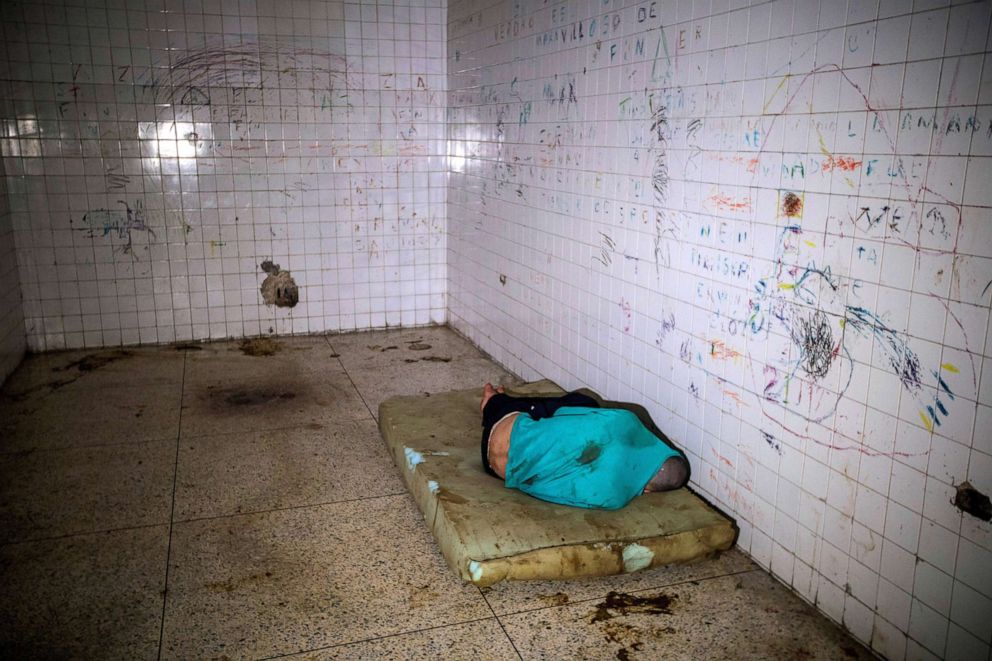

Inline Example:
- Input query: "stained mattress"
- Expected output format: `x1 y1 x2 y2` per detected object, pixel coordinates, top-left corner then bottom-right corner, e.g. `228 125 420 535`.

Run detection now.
378 380 736 586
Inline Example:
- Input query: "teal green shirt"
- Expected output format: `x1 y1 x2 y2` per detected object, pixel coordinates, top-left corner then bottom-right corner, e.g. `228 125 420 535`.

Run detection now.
504 407 680 509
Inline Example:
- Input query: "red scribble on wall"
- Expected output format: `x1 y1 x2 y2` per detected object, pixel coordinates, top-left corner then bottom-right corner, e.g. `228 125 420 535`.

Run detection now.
723 389 748 407
705 192 752 211
709 339 742 360
720 154 760 173
821 155 862 172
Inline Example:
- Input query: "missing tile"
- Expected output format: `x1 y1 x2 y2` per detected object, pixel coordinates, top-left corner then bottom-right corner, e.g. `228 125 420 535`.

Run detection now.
259 260 299 308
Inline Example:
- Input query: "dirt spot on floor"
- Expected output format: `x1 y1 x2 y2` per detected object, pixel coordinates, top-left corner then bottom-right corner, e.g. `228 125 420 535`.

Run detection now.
225 390 296 406
407 341 431 351
538 592 570 606
601 621 644 660
591 591 676 623
368 345 399 352
404 356 452 363
203 385 300 410
206 571 273 593
59 350 133 373
408 584 439 608
239 337 282 356
174 343 203 351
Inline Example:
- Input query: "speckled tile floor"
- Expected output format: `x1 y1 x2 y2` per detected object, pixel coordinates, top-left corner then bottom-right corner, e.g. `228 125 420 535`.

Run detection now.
0 327 873 660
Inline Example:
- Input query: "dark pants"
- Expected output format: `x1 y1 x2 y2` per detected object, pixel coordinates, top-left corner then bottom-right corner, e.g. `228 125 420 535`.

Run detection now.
480 392 600 477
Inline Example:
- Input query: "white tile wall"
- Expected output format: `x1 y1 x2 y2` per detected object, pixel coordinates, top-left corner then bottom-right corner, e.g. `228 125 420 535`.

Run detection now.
0 0 447 351
446 1 992 658
0 153 26 382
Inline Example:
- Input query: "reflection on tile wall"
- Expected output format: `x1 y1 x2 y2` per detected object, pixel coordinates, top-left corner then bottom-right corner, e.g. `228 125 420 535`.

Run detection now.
0 154 26 381
447 1 991 659
0 0 447 350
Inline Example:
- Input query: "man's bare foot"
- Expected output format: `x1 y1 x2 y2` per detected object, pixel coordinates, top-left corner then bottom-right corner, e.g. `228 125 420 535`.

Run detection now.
480 383 505 412
643 456 689 493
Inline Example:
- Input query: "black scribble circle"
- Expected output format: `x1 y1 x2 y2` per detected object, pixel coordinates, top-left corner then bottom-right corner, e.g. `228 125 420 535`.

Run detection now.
794 309 834 379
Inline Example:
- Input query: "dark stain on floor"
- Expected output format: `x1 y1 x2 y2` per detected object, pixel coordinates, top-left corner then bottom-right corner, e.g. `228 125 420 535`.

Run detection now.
538 592 570 606
239 337 281 356
404 356 452 363
591 591 675 623
59 350 133 373
225 390 296 406
602 621 644 660
174 342 203 351
6 350 139 396
206 571 273 593
203 385 301 410
407 341 431 351
368 345 399 352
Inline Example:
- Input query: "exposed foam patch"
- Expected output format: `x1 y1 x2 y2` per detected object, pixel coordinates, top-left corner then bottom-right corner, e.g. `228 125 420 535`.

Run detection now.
427 480 440 494
621 543 654 573
404 447 424 471
468 560 484 582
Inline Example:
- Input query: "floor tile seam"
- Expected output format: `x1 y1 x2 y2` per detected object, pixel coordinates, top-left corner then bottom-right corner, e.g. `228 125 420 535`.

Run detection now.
479 587 526 661
254 614 510 660
170 490 411 526
0 520 170 548
1 378 185 398
174 417 380 442
325 334 379 421
0 436 181 456
157 349 188 661
487 567 761 619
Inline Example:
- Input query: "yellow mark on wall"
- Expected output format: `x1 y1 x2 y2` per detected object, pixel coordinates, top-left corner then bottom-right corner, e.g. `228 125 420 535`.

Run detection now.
919 410 934 432
762 74 791 114
803 240 816 247
941 363 959 373
778 283 795 290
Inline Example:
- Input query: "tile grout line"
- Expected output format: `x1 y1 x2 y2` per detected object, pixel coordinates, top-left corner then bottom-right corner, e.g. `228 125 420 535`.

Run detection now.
482 590 526 661
156 348 187 661
255 615 504 660
173 490 410 526
323 335 379 421
0 521 172 549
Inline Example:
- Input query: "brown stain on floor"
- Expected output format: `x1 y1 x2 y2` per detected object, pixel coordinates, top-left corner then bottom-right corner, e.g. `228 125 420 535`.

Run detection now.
404 356 452 363
239 337 282 356
538 592 570 606
201 384 306 412
590 591 676 623
602 621 643 660
224 390 296 406
57 350 133 374
5 349 139 397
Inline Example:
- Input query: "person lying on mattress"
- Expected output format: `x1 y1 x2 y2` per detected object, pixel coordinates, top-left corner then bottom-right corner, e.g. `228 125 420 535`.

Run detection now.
479 383 689 510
